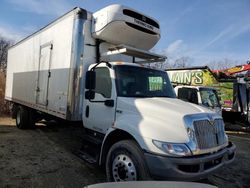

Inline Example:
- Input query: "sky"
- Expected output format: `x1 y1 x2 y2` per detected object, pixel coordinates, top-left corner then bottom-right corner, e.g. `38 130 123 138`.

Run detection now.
0 0 249 66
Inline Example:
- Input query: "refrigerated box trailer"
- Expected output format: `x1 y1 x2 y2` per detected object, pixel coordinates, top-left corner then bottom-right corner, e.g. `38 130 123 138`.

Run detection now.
5 4 235 181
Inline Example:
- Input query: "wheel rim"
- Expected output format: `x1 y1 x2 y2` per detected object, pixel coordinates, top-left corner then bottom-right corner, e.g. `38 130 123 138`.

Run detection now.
112 154 137 181
16 109 21 126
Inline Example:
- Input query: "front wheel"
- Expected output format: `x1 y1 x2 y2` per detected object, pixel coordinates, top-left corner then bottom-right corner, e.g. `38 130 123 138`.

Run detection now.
106 140 150 182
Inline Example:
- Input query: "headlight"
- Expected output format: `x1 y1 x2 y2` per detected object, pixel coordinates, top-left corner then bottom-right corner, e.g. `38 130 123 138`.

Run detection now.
152 140 191 157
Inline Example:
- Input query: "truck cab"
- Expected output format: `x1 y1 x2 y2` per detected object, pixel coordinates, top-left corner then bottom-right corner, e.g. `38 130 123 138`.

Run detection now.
174 85 222 115
83 61 235 181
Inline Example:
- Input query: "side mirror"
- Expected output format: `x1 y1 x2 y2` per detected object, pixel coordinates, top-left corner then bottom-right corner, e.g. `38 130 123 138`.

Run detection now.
85 71 96 90
85 90 95 100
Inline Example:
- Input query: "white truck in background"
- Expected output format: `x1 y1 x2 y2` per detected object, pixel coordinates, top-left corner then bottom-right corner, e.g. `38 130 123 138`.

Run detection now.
5 4 235 181
174 85 222 115
166 68 222 115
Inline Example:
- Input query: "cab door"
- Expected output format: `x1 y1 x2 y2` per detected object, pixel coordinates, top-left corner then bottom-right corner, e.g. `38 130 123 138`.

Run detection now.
82 67 116 134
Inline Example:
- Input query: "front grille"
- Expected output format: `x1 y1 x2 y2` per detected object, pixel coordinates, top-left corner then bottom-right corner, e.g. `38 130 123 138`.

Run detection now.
193 119 227 149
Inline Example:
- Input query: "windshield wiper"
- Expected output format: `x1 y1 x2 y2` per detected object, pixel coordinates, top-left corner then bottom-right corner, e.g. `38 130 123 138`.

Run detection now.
154 95 171 98
125 95 151 98
122 95 172 98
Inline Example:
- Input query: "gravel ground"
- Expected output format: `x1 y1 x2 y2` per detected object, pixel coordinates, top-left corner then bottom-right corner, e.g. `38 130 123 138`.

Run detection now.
0 117 249 188
0 117 105 188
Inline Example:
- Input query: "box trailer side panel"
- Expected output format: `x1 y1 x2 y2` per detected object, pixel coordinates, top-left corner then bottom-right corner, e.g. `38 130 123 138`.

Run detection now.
5 11 76 118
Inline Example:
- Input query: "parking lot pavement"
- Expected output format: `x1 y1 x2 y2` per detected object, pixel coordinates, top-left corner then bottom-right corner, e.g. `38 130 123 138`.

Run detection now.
0 117 249 188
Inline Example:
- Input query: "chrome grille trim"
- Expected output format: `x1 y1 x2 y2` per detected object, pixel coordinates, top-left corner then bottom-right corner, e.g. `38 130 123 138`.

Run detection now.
193 119 227 149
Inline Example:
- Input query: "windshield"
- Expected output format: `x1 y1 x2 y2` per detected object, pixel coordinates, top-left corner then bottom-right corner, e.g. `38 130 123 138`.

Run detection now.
200 88 220 108
114 65 176 98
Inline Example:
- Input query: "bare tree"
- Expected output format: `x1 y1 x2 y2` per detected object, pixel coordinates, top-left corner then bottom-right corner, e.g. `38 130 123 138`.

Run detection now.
0 35 13 115
172 56 192 68
164 56 192 69
0 35 13 72
208 58 239 70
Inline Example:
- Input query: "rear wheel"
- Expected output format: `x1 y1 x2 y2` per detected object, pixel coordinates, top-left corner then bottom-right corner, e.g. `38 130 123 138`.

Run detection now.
16 105 36 129
16 106 28 129
28 109 36 128
106 140 150 182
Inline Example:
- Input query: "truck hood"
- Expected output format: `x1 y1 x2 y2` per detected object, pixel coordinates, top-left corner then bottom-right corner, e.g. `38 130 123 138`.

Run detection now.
115 97 212 143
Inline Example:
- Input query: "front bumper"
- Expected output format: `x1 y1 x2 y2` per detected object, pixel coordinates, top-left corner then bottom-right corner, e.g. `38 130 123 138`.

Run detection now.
145 141 236 181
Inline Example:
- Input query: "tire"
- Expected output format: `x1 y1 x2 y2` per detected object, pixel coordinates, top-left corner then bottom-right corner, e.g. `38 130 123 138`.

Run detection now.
16 106 36 129
16 106 29 129
28 109 36 128
106 140 151 182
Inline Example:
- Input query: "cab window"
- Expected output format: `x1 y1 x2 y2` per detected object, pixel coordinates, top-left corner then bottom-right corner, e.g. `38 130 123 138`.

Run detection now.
178 88 198 104
95 67 111 98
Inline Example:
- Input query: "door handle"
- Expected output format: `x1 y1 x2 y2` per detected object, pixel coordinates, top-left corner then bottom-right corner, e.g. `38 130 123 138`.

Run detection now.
85 106 89 118
104 99 114 107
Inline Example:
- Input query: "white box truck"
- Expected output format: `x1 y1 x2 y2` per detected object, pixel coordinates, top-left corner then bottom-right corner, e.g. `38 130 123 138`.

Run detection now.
5 4 235 181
